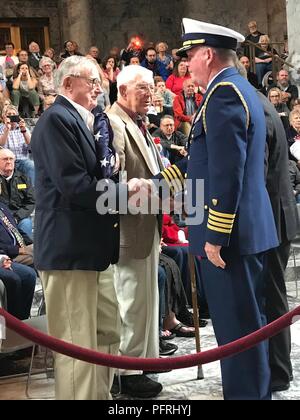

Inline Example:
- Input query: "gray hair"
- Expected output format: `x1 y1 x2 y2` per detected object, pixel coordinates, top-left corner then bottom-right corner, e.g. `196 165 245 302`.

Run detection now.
160 114 175 123
0 148 15 159
54 56 99 92
235 60 248 79
39 56 56 70
213 48 238 66
117 65 154 90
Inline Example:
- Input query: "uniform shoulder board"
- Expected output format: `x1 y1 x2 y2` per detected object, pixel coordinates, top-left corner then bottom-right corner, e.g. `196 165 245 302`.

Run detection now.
202 82 250 134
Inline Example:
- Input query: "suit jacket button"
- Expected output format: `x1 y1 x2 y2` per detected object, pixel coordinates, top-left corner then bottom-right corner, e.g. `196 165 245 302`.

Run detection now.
114 223 119 228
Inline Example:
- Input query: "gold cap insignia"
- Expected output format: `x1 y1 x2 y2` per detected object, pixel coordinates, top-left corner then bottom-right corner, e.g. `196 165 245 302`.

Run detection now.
212 199 218 206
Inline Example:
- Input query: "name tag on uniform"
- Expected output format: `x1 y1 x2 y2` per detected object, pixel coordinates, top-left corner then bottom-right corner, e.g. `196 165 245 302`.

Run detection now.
17 184 27 190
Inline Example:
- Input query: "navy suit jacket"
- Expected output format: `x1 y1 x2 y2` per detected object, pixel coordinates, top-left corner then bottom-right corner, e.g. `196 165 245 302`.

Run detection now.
31 95 123 271
187 67 278 256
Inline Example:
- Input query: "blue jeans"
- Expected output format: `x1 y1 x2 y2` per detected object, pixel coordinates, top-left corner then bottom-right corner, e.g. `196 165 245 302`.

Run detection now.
255 62 272 86
16 158 35 186
0 262 36 320
18 217 33 240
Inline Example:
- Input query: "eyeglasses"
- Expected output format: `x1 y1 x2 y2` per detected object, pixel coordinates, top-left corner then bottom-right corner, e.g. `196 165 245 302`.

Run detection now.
270 95 280 98
68 75 102 88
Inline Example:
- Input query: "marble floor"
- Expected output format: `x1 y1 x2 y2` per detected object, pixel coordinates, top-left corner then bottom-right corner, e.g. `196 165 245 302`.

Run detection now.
0 279 299 400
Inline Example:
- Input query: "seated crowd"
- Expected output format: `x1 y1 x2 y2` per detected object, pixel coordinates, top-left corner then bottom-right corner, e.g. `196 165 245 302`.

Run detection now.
0 21 299 397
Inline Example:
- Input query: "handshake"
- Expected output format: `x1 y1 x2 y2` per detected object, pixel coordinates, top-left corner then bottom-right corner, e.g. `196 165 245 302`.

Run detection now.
127 178 180 214
127 178 157 213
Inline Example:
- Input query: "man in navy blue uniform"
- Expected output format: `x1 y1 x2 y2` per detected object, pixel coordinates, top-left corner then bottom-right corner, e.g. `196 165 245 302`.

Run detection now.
154 19 279 400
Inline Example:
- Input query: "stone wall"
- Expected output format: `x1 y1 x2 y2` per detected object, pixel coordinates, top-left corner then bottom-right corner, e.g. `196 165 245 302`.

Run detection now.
286 0 300 86
0 0 62 52
92 0 287 56
92 0 185 56
184 0 287 42
0 0 288 58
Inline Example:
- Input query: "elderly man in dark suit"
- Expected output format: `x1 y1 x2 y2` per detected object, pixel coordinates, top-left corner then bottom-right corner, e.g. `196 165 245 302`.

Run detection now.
31 56 149 400
259 92 299 393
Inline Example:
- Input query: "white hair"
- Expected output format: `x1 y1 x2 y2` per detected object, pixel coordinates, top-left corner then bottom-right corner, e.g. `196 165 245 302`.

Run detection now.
54 56 99 92
117 65 154 90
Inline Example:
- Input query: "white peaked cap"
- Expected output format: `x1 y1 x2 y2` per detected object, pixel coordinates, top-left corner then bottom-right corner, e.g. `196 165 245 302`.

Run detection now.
177 18 245 57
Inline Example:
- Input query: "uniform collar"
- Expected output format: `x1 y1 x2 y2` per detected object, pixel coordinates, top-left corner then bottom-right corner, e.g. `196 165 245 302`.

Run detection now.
206 66 232 91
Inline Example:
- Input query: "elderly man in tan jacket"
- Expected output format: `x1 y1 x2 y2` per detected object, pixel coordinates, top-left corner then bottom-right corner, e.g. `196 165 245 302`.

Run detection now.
108 66 164 398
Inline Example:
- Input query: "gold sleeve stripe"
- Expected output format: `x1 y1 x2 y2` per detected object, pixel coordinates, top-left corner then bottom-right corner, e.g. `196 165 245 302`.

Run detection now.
161 171 175 194
208 214 235 225
209 208 236 219
202 82 250 134
165 168 182 193
162 168 173 183
167 167 183 192
172 165 185 184
207 224 232 234
168 166 180 182
208 218 234 230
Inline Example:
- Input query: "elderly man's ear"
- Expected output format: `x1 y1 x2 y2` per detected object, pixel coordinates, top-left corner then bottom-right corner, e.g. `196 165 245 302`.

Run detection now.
63 76 72 90
119 85 127 98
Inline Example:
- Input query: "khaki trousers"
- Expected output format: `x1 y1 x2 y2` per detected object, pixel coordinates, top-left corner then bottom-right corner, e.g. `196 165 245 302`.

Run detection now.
40 266 120 400
116 229 160 376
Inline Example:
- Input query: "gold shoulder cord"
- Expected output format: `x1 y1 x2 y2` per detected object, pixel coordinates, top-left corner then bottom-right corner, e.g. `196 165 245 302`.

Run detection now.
202 82 250 134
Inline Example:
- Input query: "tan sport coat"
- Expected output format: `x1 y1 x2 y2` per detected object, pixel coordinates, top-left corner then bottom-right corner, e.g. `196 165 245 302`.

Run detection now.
108 103 164 259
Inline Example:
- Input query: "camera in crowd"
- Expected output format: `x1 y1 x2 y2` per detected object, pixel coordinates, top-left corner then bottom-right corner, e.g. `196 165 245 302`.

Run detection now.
9 114 20 123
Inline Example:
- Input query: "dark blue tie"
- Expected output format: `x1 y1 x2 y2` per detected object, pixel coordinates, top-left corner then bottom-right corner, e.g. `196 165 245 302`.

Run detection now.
92 106 117 179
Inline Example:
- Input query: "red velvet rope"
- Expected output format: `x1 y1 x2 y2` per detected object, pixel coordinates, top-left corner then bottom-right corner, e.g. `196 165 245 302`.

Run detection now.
1 307 299 371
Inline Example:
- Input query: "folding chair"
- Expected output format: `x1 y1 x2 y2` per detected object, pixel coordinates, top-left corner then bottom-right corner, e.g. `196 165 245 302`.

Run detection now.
0 314 49 398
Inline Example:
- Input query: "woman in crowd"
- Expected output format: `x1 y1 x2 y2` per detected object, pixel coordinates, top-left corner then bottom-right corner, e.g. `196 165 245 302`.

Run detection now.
166 60 190 96
156 42 173 78
268 87 290 131
37 57 57 109
102 56 120 105
0 105 34 184
43 47 58 67
60 40 82 60
147 94 169 133
154 76 174 113
11 63 39 117
255 35 277 86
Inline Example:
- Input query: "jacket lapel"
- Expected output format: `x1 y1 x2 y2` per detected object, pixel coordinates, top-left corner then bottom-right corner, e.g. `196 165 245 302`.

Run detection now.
55 96 96 154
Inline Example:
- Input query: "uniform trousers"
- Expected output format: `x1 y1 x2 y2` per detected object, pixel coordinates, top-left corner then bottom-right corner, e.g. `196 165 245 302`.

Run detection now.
198 250 271 400
40 266 120 400
116 229 160 376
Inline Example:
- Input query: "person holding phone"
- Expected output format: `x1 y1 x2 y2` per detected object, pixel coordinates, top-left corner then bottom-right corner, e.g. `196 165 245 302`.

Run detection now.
11 63 40 117
0 104 34 185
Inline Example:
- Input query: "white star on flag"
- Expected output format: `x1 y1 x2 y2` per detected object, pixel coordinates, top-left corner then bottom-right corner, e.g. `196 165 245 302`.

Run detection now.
100 157 109 167
95 132 102 141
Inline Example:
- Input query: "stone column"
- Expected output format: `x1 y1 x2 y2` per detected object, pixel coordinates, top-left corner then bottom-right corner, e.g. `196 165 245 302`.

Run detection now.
58 0 94 55
286 0 300 87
